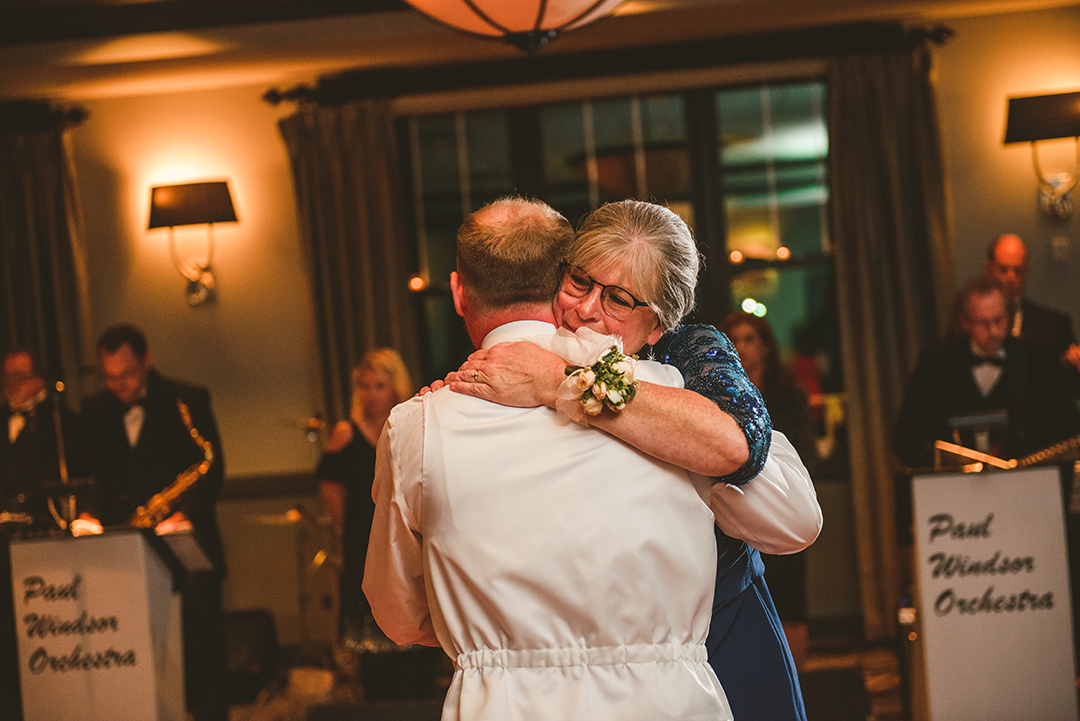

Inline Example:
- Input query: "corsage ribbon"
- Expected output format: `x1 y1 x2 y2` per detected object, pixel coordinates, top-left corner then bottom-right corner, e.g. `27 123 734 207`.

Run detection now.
553 330 638 425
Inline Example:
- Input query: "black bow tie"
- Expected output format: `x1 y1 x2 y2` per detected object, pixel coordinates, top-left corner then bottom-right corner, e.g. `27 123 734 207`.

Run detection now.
971 354 1005 367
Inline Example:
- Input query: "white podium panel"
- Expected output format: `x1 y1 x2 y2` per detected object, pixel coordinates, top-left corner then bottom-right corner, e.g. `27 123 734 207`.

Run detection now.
912 467 1078 721
9 531 185 721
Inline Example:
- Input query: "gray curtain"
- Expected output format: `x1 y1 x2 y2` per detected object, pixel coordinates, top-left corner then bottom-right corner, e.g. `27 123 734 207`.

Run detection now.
0 124 95 399
828 45 955 641
278 100 422 424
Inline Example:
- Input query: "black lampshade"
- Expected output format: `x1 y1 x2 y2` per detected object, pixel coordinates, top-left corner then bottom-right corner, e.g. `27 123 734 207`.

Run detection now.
1003 90 1080 144
148 181 237 229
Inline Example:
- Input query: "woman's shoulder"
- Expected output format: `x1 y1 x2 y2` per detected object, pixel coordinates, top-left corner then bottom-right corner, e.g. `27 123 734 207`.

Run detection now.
653 324 735 364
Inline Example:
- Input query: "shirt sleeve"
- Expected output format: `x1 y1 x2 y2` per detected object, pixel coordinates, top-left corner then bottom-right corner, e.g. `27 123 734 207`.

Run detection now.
656 324 772 485
706 430 822 554
362 398 439 647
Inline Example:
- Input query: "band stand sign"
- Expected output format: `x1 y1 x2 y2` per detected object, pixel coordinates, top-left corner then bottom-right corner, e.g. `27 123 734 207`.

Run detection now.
912 466 1078 720
9 531 185 721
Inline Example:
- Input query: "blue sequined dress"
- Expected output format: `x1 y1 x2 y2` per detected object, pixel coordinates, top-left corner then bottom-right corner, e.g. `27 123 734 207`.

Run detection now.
651 324 808 721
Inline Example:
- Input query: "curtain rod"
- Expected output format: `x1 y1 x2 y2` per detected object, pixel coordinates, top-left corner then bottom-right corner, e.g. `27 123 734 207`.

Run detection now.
265 21 953 108
0 101 88 134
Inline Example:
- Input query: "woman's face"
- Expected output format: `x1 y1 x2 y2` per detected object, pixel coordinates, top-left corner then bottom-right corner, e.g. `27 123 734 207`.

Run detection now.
359 368 398 419
727 322 767 376
554 259 664 354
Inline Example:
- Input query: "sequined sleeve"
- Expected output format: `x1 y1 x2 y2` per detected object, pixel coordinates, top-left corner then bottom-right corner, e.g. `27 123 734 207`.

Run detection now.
652 324 772 485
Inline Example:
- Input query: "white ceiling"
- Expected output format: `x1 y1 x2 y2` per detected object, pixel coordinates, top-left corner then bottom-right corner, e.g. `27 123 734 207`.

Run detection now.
1 0 1075 101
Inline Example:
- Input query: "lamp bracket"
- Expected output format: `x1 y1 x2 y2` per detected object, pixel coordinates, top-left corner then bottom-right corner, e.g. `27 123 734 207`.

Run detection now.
1030 137 1079 219
167 224 218 305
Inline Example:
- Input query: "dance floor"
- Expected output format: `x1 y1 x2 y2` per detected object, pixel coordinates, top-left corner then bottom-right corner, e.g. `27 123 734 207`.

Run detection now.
227 643 906 721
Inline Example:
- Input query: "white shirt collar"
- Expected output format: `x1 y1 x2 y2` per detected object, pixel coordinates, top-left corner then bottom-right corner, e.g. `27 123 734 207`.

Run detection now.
480 320 557 349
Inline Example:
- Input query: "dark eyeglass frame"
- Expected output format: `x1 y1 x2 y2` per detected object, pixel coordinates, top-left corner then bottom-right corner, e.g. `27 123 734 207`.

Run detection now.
558 263 649 319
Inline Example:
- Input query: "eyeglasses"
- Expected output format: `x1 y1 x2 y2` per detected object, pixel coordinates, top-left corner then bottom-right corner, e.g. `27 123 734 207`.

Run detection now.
559 263 649 320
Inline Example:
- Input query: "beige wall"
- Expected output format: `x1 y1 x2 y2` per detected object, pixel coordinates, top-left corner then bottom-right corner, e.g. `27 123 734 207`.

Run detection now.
71 85 324 480
70 86 334 642
935 6 1080 321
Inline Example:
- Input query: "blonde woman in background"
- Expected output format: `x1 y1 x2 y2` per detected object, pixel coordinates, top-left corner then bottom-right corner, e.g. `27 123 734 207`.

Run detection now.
317 348 413 645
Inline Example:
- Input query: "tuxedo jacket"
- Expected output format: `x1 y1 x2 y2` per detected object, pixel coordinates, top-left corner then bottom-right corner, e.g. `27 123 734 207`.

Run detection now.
893 336 1080 469
1019 298 1077 358
80 369 225 573
1 395 83 526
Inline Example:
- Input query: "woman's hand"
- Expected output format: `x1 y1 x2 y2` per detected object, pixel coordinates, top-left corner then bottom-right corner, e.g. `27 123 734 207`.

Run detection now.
449 342 567 408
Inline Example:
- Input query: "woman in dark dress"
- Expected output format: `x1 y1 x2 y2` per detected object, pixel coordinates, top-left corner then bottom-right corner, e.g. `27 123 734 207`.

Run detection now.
317 347 413 647
721 311 817 669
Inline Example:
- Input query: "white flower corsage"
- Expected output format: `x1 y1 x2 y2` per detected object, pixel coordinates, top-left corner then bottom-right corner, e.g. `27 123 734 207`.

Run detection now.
555 343 638 425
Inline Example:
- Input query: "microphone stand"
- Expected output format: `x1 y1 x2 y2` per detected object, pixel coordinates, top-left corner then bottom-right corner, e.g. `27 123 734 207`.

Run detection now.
46 381 77 532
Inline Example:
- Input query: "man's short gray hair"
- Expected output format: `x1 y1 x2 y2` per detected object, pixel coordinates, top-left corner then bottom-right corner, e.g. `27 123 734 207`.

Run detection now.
568 200 700 330
457 196 573 313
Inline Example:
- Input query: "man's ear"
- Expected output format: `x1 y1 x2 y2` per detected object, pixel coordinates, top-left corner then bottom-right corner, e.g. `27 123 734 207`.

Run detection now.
142 351 154 371
450 272 466 319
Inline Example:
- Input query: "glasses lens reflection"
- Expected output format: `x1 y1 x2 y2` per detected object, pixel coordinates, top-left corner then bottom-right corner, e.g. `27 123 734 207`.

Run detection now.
559 264 643 320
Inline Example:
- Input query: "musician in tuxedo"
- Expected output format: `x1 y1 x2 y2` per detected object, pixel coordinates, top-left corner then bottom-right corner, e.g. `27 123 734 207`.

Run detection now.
893 276 1080 471
1 349 87 718
985 233 1080 395
3 350 59 720
79 324 227 721
2 349 77 526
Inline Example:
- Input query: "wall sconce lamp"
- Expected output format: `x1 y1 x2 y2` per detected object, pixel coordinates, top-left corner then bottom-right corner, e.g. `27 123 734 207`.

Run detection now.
148 181 237 306
400 0 627 52
1003 90 1080 219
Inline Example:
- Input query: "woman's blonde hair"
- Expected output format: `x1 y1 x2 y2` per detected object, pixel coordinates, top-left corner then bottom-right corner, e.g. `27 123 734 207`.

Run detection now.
349 347 414 422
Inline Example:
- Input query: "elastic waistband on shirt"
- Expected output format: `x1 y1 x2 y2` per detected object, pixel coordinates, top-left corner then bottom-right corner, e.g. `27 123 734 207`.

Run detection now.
456 642 706 670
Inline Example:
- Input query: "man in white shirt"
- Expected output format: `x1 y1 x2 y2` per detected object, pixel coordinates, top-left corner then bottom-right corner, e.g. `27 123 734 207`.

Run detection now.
364 198 817 721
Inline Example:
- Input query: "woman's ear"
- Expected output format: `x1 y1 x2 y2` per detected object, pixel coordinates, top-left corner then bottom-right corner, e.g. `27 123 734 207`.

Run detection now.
645 323 665 348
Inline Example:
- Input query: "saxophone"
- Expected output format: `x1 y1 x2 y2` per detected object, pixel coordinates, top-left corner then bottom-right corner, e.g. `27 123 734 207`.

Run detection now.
129 398 215 529
1015 432 1080 468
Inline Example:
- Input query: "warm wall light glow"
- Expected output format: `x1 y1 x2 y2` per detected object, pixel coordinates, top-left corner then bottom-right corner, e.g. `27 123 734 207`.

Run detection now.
408 273 428 292
776 246 791 260
72 33 229 65
730 250 744 264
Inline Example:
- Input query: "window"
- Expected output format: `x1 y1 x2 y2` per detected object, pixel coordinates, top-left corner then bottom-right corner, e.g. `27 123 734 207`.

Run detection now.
403 79 842 466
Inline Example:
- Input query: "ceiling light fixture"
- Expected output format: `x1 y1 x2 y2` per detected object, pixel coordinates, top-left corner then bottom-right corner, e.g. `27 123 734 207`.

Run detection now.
400 0 629 52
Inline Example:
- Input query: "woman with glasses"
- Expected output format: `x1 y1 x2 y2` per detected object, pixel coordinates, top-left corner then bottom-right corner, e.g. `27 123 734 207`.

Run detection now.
449 199 817 721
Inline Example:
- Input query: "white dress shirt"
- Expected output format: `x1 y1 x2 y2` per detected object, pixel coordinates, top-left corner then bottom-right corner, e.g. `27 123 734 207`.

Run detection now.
365 321 731 721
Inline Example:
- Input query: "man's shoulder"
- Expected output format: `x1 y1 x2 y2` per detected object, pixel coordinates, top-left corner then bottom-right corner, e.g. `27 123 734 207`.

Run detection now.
389 395 425 425
1005 336 1062 368
636 358 684 388
150 370 211 403
1024 298 1071 324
